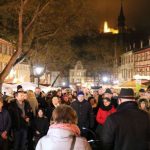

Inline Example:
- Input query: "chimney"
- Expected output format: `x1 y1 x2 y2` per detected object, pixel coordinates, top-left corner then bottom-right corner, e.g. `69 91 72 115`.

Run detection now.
140 41 143 49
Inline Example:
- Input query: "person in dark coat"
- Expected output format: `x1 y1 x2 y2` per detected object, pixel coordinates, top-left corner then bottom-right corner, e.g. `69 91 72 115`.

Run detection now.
0 98 11 150
35 87 48 110
102 88 150 150
71 91 94 138
96 97 116 140
97 87 104 108
33 108 49 146
88 96 98 131
8 91 32 150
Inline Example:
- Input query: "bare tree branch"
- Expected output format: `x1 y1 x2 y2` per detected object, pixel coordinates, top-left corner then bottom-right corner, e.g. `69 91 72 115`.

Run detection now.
24 1 50 34
36 28 60 40
23 0 29 6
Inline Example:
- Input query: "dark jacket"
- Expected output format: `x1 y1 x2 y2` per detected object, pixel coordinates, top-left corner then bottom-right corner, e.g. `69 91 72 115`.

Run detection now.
36 93 48 109
8 100 32 130
34 117 49 137
102 101 150 150
0 109 11 134
71 100 94 129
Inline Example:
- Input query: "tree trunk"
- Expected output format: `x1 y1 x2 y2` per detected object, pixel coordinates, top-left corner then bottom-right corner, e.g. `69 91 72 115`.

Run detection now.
0 79 2 93
0 0 24 92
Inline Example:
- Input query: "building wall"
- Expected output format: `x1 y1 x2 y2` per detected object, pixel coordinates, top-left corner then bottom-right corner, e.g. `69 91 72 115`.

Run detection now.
0 38 15 72
116 47 150 83
134 48 150 77
119 51 134 82
40 73 51 85
69 61 86 85
0 38 31 83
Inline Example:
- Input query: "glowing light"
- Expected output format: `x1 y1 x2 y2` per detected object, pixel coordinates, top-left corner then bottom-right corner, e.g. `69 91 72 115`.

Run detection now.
102 76 109 82
62 82 66 86
104 21 110 33
103 21 119 34
113 80 119 84
35 67 44 75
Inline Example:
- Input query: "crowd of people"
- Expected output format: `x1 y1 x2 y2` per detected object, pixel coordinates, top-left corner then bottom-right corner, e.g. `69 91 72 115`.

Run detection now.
0 84 150 150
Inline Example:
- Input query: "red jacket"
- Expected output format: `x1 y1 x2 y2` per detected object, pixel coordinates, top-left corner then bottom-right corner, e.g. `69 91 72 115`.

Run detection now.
96 106 116 125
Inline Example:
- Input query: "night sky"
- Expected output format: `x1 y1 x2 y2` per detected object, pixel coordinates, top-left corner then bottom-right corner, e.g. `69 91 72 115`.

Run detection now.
89 0 150 32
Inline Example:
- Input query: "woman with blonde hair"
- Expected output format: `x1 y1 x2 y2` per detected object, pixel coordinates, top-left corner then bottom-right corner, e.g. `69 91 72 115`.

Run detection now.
27 90 38 116
36 105 91 150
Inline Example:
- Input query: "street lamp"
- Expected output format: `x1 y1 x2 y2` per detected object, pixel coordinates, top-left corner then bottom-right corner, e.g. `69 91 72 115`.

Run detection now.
34 66 44 87
102 76 108 83
62 82 66 86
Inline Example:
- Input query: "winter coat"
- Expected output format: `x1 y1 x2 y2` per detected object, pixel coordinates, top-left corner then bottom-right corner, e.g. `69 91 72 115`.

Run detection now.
34 117 49 138
96 106 116 125
102 101 150 150
71 100 94 129
0 109 11 134
8 100 32 130
36 127 91 150
36 93 48 109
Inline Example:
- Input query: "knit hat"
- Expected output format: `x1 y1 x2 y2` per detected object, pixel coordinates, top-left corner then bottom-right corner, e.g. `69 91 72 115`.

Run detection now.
77 91 84 96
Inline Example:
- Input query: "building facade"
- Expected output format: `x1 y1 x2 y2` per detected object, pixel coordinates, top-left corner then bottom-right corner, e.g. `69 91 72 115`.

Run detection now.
113 39 150 83
134 47 150 80
69 61 86 85
120 51 134 82
0 38 31 83
0 38 15 72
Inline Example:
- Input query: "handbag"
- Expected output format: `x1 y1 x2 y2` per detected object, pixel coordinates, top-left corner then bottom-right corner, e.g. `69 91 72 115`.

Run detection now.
70 136 76 150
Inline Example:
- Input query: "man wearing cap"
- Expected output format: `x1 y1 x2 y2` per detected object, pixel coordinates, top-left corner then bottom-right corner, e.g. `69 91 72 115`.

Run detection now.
102 88 150 150
71 91 94 137
99 88 118 109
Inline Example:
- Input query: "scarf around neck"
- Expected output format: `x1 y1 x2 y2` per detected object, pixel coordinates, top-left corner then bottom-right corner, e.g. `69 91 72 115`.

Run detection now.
50 123 80 136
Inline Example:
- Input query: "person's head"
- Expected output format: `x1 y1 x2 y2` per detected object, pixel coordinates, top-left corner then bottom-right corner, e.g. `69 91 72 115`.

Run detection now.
104 88 113 99
15 91 25 102
51 104 77 124
52 96 59 107
73 91 77 97
138 99 148 110
63 95 69 102
110 87 115 93
147 85 150 92
93 90 98 96
17 85 23 92
103 97 111 106
88 96 96 106
98 87 103 95
27 90 35 98
57 89 62 97
35 87 41 95
0 98 3 109
23 91 28 100
118 88 135 105
139 89 145 97
77 91 84 102
37 108 44 118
